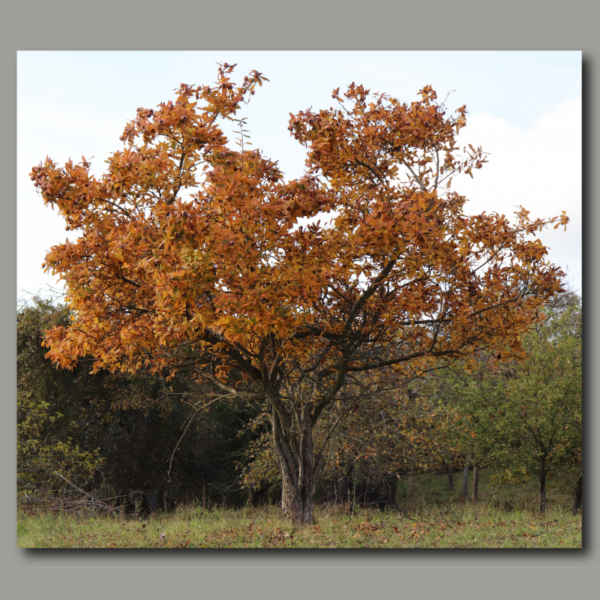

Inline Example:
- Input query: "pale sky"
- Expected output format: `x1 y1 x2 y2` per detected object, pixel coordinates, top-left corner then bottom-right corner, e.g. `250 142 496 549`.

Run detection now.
17 51 582 299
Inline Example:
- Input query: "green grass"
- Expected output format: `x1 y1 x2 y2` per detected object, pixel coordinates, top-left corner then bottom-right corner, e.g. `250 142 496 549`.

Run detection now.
18 477 582 549
17 471 582 549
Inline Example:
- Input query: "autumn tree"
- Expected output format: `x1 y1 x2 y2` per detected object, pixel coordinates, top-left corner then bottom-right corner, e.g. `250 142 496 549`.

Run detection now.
31 64 568 524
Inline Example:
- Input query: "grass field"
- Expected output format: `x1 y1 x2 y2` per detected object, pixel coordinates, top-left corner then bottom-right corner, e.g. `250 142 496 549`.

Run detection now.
17 471 582 549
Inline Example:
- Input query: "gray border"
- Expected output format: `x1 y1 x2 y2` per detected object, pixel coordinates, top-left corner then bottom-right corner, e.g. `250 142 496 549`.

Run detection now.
2 1 595 599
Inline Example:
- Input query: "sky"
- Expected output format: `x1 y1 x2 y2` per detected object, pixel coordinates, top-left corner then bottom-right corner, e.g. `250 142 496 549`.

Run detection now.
17 51 582 300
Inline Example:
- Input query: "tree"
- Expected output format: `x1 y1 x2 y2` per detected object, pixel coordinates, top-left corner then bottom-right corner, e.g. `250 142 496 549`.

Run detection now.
31 64 568 524
495 293 582 514
438 293 582 513
18 296 253 511
240 381 459 509
18 297 104 500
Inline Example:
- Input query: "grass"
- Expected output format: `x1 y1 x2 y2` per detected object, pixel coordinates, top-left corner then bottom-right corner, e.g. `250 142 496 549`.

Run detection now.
17 473 582 549
17 503 582 549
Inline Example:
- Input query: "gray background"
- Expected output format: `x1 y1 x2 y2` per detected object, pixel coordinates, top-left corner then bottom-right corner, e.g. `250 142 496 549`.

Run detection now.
1 1 595 599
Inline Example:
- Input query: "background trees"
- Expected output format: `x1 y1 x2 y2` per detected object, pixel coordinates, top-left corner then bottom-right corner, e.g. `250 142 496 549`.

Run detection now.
18 291 582 516
428 292 582 513
240 383 455 508
30 66 569 524
18 297 104 499
17 297 254 511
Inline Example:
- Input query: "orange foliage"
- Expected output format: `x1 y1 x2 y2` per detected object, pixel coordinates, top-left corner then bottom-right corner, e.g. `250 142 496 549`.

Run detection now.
31 65 568 523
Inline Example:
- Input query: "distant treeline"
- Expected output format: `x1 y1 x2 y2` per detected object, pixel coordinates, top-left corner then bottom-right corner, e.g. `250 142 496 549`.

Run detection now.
17 292 582 515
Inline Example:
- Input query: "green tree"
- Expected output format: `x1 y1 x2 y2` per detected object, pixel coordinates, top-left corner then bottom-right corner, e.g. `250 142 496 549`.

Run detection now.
18 296 254 510
447 293 582 513
18 297 103 500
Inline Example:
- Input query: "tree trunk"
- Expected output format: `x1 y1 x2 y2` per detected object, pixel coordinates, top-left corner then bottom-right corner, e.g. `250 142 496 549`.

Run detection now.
572 475 582 514
148 490 159 513
407 472 415 504
539 455 547 515
447 463 454 491
388 473 398 506
337 469 350 505
271 404 316 525
472 463 479 505
461 456 470 501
